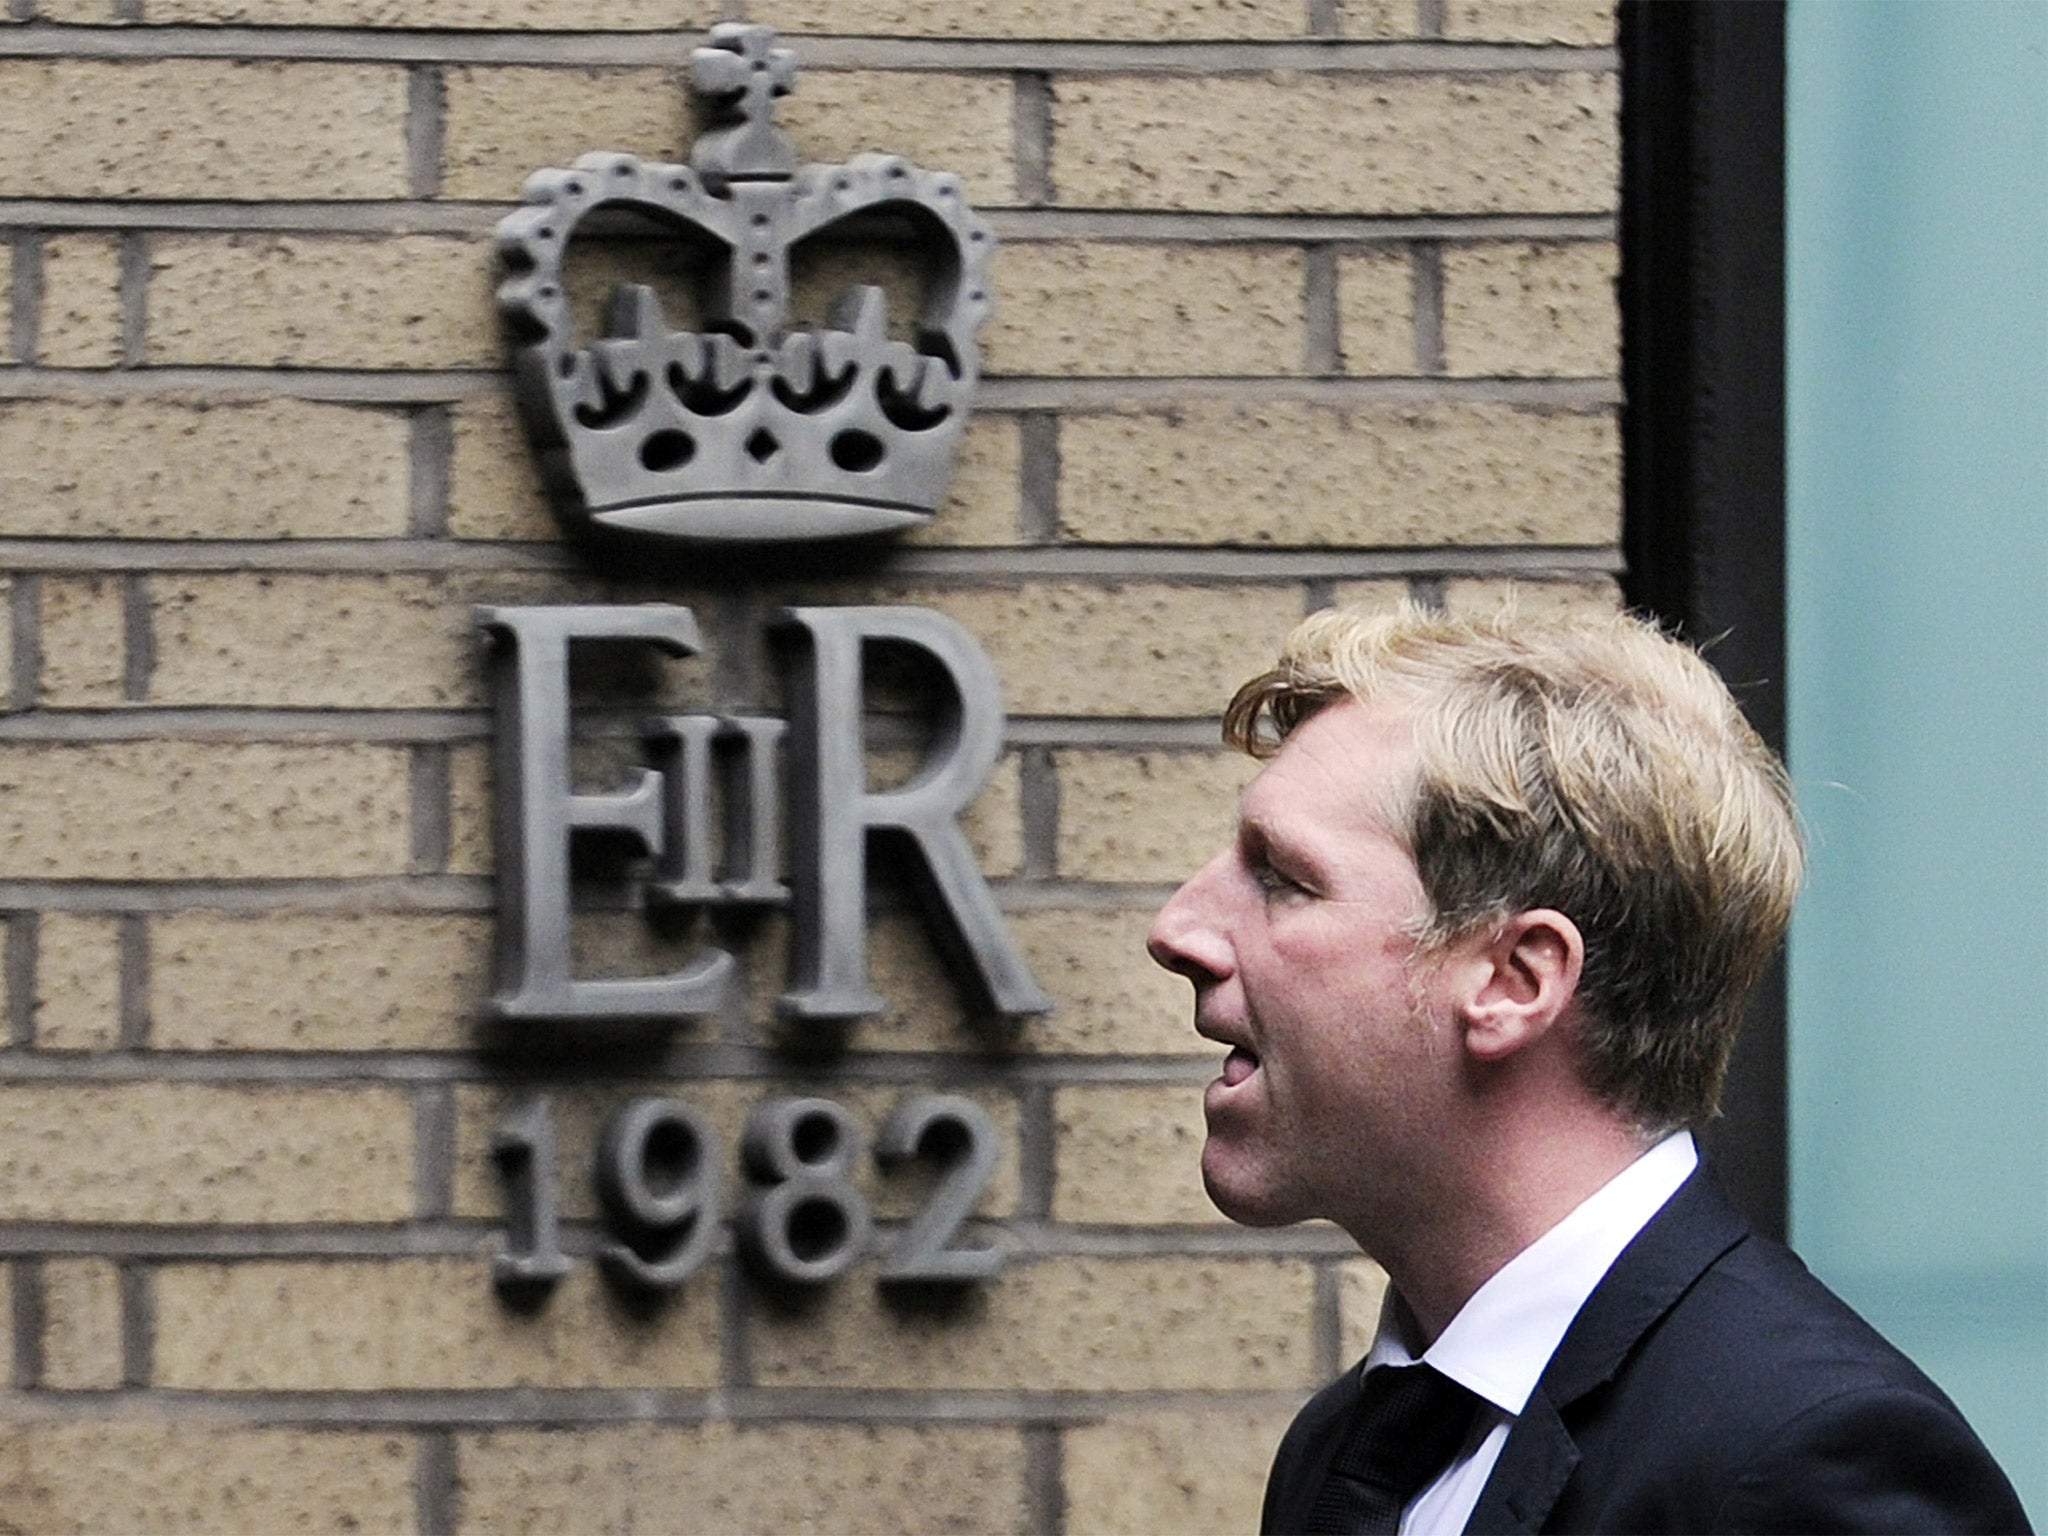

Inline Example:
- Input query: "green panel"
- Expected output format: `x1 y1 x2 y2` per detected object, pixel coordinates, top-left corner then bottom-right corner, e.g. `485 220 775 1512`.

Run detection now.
1787 0 2048 1519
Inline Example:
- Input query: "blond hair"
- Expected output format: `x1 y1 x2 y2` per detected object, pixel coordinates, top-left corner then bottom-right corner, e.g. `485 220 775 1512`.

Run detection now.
1224 602 1803 1129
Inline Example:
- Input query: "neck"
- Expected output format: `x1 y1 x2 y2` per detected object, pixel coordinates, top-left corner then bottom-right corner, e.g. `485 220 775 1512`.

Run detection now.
1363 1108 1657 1346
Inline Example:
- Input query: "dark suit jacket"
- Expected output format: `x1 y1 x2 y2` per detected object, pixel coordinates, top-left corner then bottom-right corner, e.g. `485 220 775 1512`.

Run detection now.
1263 1168 2031 1534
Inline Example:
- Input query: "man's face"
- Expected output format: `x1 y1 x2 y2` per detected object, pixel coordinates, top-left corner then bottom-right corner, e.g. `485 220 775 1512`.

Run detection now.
1146 699 1460 1234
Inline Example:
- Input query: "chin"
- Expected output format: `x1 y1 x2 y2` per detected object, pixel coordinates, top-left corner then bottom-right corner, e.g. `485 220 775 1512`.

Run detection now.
1201 1158 1306 1229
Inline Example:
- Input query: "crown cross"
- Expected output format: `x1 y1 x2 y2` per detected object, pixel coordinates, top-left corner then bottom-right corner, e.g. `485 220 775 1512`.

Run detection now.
692 24 798 185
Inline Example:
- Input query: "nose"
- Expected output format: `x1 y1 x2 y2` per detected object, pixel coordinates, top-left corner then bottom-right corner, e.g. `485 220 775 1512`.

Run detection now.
1146 849 1235 986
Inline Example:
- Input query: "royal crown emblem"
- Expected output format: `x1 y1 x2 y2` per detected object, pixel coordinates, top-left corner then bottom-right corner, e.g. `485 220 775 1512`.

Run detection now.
494 24 995 545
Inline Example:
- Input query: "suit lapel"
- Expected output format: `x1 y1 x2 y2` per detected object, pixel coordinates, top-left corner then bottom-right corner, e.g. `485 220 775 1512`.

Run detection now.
1461 1167 1751 1534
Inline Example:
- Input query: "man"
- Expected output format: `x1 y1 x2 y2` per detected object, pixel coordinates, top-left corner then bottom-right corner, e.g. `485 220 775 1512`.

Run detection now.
1147 603 2028 1535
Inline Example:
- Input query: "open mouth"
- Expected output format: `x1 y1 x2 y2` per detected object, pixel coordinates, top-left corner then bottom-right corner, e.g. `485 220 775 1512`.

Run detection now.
1220 1045 1261 1087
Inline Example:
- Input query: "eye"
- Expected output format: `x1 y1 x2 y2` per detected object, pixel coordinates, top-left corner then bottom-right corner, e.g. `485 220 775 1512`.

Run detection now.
1249 854 1310 901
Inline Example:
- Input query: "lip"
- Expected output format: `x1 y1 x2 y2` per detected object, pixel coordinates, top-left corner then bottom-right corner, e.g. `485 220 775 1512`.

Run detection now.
1219 1045 1260 1087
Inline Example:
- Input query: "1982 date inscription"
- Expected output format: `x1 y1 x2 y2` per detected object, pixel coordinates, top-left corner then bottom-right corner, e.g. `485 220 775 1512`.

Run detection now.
492 1093 1002 1293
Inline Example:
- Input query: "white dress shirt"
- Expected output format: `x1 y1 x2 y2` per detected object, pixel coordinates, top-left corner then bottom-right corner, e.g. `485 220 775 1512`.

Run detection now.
1357 1129 1700 1535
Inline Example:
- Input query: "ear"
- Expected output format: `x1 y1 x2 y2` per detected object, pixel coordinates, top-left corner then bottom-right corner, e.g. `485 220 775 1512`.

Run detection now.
1448 909 1584 1064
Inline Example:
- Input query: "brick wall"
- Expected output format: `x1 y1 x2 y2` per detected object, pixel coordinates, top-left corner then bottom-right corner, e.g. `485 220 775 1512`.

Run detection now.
0 2 1620 1531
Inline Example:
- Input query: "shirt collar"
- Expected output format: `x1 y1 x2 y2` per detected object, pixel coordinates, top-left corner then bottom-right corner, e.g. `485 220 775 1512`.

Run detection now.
1363 1129 1698 1416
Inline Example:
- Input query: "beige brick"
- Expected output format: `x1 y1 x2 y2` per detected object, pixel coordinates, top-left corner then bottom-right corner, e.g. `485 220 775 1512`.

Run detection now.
1014 907 1208 1055
40 1257 123 1391
0 399 410 539
0 1423 413 1534
1065 1410 1299 1536
37 233 123 368
0 742 411 879
1338 1255 1392 1363
1055 1083 1220 1224
1055 73 1617 214
460 1423 1026 1536
447 740 493 877
775 72 1018 206
451 1079 1020 1223
1055 748 1254 883
36 575 125 708
1444 0 1615 45
1324 578 1410 614
155 1259 721 1390
1338 0 1414 36
149 573 480 709
750 1255 1315 1391
449 390 556 542
147 234 497 368
441 66 681 201
0 62 408 200
150 0 701 22
152 911 491 1051
864 582 1302 718
821 906 1203 1057
1337 247 1417 375
0 1083 412 1223
905 413 1023 546
755 0 1306 39
34 911 122 1053
32 0 121 15
984 243 1303 377
1442 240 1619 377
1441 574 1622 618
1061 401 1620 547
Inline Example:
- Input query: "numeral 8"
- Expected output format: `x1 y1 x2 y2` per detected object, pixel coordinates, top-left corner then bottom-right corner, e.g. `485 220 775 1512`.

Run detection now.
737 1097 873 1285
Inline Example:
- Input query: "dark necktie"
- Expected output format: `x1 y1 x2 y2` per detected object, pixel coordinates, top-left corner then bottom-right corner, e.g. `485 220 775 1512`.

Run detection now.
1301 1362 1483 1535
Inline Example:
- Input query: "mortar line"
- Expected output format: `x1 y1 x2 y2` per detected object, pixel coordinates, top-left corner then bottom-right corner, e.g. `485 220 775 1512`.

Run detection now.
407 64 445 202
11 231 40 366
1013 71 1053 206
1304 242 1340 375
1017 744 1058 881
409 742 451 874
0 31 1618 72
719 1249 753 1392
1313 1257 1344 1379
117 913 148 1050
1024 1420 1065 1536
1412 239 1446 375
12 1257 42 1389
1014 1080 1055 1222
10 573 38 713
7 911 36 1050
408 404 453 539
117 231 147 370
416 1426 459 1536
119 1261 151 1388
414 1082 456 1221
1417 0 1447 38
1306 0 1342 37
0 201 1618 244
120 572 153 702
1017 412 1060 544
